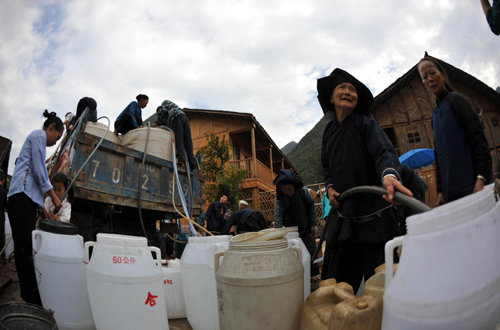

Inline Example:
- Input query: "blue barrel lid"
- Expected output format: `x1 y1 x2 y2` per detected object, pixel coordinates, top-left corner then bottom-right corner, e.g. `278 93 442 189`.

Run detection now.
39 219 78 235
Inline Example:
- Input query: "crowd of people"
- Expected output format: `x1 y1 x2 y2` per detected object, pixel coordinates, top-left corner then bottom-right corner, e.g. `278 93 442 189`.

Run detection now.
2 47 495 305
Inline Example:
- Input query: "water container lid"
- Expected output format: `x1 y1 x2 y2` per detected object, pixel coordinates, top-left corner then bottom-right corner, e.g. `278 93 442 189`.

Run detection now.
286 232 300 239
96 233 148 247
39 219 78 235
285 226 298 232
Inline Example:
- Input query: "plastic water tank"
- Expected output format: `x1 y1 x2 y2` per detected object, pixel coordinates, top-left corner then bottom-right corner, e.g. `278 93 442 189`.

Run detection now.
180 235 231 330
215 238 304 330
286 230 311 301
121 127 173 161
84 121 121 145
32 219 95 330
85 234 168 330
162 259 187 319
382 183 500 329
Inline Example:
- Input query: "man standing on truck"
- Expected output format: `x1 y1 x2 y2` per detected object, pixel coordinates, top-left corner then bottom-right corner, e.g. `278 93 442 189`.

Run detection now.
204 195 229 234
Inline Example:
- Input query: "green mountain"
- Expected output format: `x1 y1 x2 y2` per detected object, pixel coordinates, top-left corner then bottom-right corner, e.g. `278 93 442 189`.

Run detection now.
281 141 297 155
287 117 329 185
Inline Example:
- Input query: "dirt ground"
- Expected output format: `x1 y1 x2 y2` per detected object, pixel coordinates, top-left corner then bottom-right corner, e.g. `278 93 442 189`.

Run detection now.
0 257 193 330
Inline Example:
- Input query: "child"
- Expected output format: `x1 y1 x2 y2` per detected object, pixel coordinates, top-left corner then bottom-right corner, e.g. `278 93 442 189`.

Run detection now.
43 173 71 222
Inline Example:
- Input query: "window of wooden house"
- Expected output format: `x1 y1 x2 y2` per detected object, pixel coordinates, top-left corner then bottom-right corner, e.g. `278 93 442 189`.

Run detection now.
492 117 499 128
407 132 421 144
233 144 240 161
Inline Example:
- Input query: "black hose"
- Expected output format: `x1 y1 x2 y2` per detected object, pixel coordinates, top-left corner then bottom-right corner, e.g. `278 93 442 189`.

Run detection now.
310 185 431 266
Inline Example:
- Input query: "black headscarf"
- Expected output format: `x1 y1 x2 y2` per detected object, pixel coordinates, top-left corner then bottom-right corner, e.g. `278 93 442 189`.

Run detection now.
317 68 374 116
272 169 304 201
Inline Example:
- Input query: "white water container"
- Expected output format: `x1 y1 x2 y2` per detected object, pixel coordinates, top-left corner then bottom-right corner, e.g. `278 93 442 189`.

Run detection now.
180 235 231 330
162 259 186 319
84 121 121 144
383 184 500 330
85 234 168 330
121 127 173 161
32 219 95 330
286 231 311 301
215 238 304 330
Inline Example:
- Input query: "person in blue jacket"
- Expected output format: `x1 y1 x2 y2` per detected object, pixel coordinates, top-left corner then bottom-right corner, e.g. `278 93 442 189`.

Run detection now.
481 0 500 35
418 57 492 205
114 94 149 135
8 110 64 306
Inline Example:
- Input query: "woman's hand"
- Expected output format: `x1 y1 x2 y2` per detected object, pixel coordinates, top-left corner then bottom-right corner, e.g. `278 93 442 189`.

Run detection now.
48 189 62 213
309 226 317 239
382 176 413 205
473 178 486 194
48 213 60 221
436 193 445 206
328 187 341 210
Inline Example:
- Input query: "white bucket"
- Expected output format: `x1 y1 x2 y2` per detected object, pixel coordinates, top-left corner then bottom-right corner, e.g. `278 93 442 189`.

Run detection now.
215 238 304 330
32 219 95 330
162 259 186 319
84 121 121 145
382 184 500 330
180 235 231 330
286 231 311 301
85 234 168 330
121 127 173 161
4 213 13 257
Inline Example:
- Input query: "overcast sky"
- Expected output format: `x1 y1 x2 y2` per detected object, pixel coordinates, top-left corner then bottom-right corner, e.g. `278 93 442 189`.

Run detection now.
1 0 499 174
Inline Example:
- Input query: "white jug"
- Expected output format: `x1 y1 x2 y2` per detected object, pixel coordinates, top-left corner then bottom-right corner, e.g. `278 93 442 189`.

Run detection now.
162 259 187 319
286 230 311 301
383 184 500 329
33 219 95 330
180 235 231 330
85 234 168 330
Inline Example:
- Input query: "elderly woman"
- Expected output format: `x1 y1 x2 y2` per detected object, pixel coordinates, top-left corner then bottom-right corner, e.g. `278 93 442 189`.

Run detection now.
318 68 412 292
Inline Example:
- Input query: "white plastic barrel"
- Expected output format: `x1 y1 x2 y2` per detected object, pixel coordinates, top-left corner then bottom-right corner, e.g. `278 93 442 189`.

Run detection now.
162 259 186 319
382 183 500 330
84 121 121 144
180 235 231 330
215 238 304 330
32 219 95 330
286 231 311 301
85 234 168 330
121 127 173 161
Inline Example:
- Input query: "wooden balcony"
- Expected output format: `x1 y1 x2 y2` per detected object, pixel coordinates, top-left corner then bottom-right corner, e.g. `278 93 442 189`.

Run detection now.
229 158 276 187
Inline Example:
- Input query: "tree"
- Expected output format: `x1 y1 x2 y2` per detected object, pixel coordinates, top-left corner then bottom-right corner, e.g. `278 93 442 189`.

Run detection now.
196 134 248 210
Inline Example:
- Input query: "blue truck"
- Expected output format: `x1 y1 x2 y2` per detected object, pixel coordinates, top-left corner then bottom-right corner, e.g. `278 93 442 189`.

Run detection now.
49 114 204 256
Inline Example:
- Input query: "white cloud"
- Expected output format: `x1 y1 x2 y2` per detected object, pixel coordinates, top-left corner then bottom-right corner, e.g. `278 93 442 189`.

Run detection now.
1 0 499 174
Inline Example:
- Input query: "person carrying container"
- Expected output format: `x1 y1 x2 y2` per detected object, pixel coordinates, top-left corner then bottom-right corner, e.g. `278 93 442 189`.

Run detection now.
114 94 149 135
7 110 64 306
220 208 268 235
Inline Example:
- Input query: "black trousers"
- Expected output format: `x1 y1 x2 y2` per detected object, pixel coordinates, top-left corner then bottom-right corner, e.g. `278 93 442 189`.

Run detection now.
173 115 197 169
115 113 139 135
7 193 43 306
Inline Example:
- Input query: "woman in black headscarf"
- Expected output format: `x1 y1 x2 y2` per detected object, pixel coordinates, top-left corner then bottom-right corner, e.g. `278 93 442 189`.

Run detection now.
318 68 412 292
69 97 98 129
273 169 319 277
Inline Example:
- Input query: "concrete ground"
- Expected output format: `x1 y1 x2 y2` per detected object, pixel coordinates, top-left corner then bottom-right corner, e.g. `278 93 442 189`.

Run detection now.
0 257 193 330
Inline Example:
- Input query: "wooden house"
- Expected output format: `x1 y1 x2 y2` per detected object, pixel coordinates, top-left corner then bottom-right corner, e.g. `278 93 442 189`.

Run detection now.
0 135 12 176
145 109 298 210
372 54 500 207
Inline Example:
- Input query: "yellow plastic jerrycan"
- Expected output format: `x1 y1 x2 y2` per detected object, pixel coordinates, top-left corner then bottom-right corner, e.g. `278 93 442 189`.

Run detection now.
364 263 398 299
300 279 383 330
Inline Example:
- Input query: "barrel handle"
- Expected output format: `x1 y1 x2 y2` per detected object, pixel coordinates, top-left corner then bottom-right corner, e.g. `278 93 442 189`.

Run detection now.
384 236 404 289
150 247 162 271
84 241 95 263
32 230 42 251
292 246 302 263
214 251 225 273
